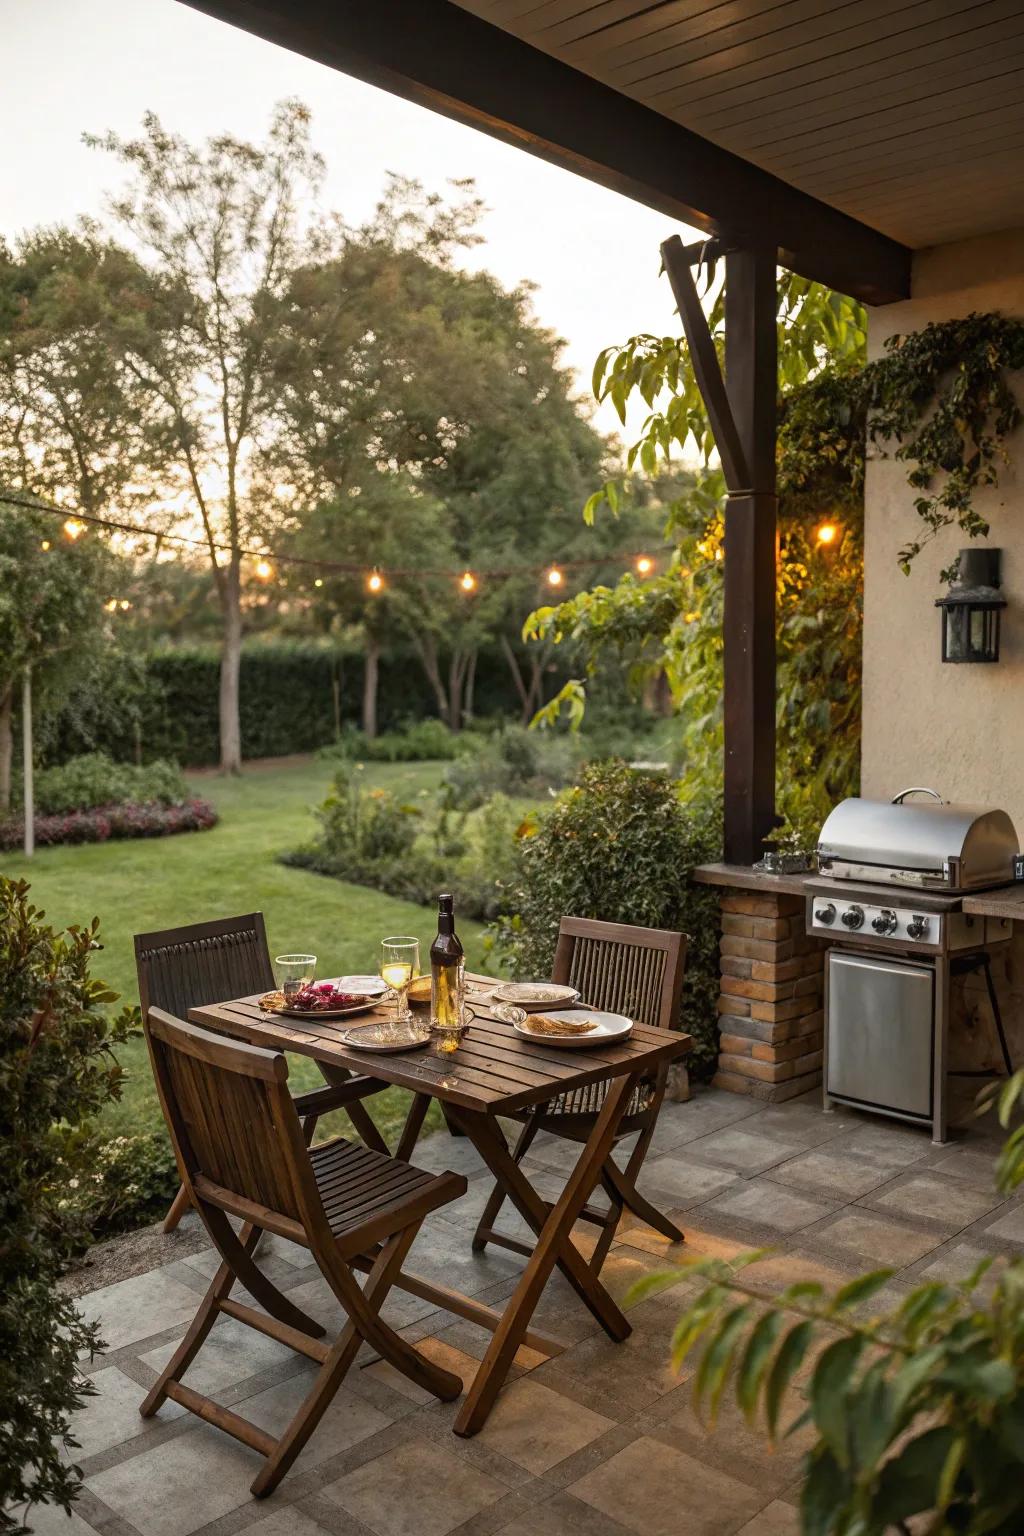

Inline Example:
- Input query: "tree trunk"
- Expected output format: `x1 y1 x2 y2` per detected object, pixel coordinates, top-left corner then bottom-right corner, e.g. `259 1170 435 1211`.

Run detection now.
219 557 243 775
500 635 532 727
0 685 12 814
362 636 380 738
463 650 477 725
447 650 471 733
413 634 451 725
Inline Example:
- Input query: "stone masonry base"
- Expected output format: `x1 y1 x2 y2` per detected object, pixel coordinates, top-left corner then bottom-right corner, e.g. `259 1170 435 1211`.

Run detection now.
712 889 827 1103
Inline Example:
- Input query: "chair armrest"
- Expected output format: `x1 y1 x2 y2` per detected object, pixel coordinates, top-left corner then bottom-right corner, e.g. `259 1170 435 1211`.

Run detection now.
292 1078 387 1116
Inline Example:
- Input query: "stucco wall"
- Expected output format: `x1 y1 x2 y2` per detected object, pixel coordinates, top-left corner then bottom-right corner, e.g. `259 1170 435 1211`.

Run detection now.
862 228 1024 1069
862 227 1024 830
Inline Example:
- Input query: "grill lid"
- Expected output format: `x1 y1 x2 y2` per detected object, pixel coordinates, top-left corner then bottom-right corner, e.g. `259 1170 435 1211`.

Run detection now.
817 789 1019 891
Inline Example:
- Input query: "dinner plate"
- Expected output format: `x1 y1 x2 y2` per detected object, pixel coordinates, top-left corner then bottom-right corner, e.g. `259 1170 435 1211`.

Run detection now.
511 1009 633 1048
490 982 579 1011
277 998 379 1021
326 975 389 997
342 1020 432 1052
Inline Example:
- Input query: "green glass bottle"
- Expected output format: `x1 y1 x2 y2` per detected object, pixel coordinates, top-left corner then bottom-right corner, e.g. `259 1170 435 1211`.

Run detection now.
430 893 464 1032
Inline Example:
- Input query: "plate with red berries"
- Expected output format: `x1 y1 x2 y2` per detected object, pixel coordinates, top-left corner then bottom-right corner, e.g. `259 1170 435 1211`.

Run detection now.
273 981 382 1020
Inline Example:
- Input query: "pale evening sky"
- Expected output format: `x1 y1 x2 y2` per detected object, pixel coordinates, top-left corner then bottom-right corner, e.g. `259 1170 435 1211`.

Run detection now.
0 0 700 442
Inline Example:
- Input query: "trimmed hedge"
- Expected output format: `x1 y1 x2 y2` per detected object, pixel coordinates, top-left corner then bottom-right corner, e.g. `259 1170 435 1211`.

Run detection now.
41 642 566 768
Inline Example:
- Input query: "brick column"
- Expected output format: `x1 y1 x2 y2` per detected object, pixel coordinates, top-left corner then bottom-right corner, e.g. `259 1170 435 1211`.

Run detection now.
713 890 827 1102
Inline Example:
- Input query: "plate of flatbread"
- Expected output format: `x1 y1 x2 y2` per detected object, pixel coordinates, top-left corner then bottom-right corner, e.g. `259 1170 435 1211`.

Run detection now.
510 1009 633 1048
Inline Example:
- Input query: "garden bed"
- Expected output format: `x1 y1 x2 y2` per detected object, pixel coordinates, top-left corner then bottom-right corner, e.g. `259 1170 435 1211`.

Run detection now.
0 797 218 850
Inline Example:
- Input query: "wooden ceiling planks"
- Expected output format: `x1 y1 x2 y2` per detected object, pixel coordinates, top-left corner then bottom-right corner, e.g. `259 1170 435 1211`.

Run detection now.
455 0 1024 247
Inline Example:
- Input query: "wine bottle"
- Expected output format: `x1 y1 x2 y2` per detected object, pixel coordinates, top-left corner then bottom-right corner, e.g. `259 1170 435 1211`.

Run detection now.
430 892 465 1030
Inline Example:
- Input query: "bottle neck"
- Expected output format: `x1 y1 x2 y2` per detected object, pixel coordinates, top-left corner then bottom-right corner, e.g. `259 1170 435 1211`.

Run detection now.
437 912 453 937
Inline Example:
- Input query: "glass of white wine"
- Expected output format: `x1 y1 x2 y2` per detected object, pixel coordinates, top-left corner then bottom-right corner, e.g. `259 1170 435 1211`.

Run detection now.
380 936 419 1032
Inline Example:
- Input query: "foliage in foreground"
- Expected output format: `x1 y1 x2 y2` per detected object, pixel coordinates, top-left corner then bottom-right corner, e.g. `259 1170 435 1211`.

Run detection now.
0 877 138 1532
488 760 722 1074
31 753 187 815
637 1074 1024 1535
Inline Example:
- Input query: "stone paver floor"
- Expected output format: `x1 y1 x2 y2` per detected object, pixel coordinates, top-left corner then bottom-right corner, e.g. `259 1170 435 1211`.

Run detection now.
37 1084 1024 1536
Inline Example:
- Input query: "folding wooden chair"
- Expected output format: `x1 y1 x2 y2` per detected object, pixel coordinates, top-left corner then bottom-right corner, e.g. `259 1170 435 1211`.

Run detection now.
135 914 391 1232
141 1007 467 1497
473 917 688 1272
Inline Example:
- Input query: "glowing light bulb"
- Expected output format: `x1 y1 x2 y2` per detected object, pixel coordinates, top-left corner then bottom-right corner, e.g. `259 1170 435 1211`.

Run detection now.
816 522 838 546
40 540 51 552
460 570 476 592
63 518 85 541
368 570 384 593
547 567 563 588
314 577 323 588
104 599 118 613
119 599 131 611
255 559 273 581
635 555 653 576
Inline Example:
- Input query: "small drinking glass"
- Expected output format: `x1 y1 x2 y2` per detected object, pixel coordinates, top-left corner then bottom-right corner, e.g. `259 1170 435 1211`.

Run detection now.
380 936 419 1029
275 953 316 1000
431 1000 473 1090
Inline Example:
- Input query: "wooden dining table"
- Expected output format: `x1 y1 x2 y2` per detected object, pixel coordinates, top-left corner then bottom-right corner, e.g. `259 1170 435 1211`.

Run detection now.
188 977 692 1436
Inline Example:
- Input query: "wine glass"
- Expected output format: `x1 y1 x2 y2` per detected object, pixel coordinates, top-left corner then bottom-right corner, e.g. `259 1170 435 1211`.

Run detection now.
275 953 316 1002
380 936 419 1030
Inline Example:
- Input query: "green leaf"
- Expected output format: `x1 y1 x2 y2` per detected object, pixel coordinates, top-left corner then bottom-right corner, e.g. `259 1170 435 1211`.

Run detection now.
810 1334 864 1464
830 1269 894 1314
695 1304 751 1423
800 1446 850 1536
873 1426 957 1525
736 1311 783 1421
765 1319 813 1439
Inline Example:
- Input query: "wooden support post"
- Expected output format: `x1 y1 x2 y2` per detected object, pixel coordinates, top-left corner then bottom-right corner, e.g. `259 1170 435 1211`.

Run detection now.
723 249 777 865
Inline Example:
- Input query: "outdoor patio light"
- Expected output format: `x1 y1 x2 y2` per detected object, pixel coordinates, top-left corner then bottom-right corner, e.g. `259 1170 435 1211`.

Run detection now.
460 570 477 592
635 554 653 575
255 558 273 581
547 566 563 587
367 570 384 593
936 547 1006 663
816 521 838 545
63 518 86 540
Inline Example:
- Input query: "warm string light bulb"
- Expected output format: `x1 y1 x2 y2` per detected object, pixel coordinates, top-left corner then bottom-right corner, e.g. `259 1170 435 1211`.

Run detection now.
816 522 839 546
255 558 273 581
314 577 324 588
460 570 476 593
547 566 563 588
635 554 653 576
40 540 51 552
367 570 384 593
63 518 86 541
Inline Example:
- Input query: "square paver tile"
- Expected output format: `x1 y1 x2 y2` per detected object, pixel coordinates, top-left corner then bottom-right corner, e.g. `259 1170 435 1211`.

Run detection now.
569 1435 764 1536
766 1147 902 1202
924 1143 1004 1189
635 1155 739 1208
702 1179 834 1234
980 1202 1024 1245
737 1502 801 1535
684 1127 804 1175
324 1435 507 1536
70 1364 184 1460
815 1211 943 1267
838 1123 933 1168
16 1503 97 1536
535 1296 687 1415
241 1367 392 1469
915 1242 1007 1294
474 1377 614 1474
745 1103 852 1148
141 1315 293 1396
86 1421 260 1536
863 1173 1006 1230
76 1268 201 1354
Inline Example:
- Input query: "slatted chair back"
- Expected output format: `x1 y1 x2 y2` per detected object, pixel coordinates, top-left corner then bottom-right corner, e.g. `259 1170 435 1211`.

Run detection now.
552 917 686 1032
134 913 275 1023
145 1006 321 1234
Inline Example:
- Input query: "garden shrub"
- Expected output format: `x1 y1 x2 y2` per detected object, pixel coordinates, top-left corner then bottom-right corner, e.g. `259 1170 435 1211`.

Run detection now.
441 724 584 808
57 1132 180 1241
33 753 187 814
0 798 218 852
0 877 138 1531
317 718 480 763
487 760 722 1076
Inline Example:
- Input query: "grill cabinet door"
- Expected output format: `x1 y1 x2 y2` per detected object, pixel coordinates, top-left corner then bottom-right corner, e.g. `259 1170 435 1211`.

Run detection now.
827 952 934 1117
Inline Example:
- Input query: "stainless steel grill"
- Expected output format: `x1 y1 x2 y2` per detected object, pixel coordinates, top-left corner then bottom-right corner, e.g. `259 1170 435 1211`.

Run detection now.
808 788 1019 1144
816 787 1019 892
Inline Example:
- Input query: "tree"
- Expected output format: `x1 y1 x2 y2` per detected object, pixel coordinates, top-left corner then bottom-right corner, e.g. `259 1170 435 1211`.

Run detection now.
85 100 329 773
0 504 120 812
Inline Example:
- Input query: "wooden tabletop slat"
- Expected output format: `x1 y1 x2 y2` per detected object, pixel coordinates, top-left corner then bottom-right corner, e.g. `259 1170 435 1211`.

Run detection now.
188 989 691 1115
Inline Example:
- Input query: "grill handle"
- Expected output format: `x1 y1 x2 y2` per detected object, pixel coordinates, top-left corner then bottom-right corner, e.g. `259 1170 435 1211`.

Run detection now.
891 787 944 805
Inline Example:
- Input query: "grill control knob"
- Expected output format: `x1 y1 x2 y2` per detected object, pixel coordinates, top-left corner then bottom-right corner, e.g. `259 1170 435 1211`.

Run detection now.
840 905 864 930
814 903 836 925
906 914 930 941
871 909 898 935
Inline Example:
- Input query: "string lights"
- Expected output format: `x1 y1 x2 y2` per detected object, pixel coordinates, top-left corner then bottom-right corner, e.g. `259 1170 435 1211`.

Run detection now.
816 522 839 546
1 490 668 592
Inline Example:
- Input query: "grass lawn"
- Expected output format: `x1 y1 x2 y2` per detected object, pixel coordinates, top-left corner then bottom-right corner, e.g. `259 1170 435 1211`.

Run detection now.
0 755 492 1142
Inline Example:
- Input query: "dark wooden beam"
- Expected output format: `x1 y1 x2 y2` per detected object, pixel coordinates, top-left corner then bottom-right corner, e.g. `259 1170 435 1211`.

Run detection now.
723 249 778 864
180 0 911 305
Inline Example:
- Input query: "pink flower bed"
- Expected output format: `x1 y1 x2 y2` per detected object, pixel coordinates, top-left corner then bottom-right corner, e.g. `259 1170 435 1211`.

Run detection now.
0 798 218 851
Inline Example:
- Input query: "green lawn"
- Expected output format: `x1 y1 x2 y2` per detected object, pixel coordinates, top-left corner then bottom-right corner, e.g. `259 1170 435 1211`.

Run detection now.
1 756 490 1140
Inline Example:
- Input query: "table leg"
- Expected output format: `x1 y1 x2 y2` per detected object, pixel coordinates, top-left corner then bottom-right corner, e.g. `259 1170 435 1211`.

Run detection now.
450 1071 638 1437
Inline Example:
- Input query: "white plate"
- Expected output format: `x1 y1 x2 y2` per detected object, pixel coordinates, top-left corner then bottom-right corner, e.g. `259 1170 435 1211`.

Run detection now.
327 975 389 997
278 998 379 1021
512 1009 633 1048
343 1021 432 1052
490 982 579 1011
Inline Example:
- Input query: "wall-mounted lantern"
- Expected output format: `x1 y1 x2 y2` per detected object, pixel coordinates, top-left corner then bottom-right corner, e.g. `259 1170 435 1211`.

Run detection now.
936 548 1006 664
